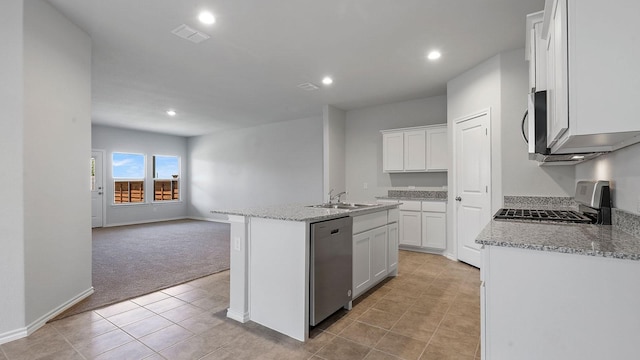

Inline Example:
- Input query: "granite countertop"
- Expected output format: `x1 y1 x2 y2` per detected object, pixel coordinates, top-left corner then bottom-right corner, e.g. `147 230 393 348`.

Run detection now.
376 196 447 202
476 219 640 260
210 203 399 222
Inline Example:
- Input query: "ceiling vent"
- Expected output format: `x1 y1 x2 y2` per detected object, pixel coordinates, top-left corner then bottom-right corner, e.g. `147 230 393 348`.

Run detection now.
171 24 210 44
297 82 320 91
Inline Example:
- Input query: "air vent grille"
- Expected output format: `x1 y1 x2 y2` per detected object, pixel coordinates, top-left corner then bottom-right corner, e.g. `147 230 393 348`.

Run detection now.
171 24 210 44
297 82 320 91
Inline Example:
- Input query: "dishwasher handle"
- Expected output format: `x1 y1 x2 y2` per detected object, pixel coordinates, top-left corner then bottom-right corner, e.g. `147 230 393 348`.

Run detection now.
330 229 340 235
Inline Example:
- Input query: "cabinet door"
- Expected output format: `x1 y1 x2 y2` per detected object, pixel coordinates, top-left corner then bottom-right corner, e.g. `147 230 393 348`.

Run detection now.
546 0 568 147
422 211 446 250
371 227 388 284
399 211 421 246
353 230 372 298
426 127 448 171
383 132 404 172
403 130 426 171
387 223 398 272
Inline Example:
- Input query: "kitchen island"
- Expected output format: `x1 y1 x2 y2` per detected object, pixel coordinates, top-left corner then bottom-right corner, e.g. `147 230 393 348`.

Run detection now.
476 219 640 360
210 203 400 341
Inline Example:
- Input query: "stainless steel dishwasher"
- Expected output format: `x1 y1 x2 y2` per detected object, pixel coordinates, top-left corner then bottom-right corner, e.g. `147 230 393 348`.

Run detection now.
310 216 353 326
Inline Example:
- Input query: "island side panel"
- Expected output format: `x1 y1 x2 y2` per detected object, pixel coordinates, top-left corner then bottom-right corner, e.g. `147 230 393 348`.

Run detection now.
484 245 640 360
224 215 250 323
249 218 309 341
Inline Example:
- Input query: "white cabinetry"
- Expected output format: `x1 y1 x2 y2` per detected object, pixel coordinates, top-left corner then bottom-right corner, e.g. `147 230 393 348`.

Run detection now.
382 132 404 172
422 211 446 250
539 0 640 153
404 130 426 171
352 209 398 299
398 201 422 247
381 124 447 173
525 11 546 92
386 199 447 251
482 245 640 359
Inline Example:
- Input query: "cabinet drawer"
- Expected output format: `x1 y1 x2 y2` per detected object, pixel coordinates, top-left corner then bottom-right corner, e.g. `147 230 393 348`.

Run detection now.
398 200 421 211
352 211 387 235
421 201 446 212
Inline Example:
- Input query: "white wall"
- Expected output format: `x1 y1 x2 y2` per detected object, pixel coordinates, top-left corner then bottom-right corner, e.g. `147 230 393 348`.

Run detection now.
187 116 324 218
576 142 640 214
500 49 575 197
23 0 92 326
0 0 26 341
92 125 188 226
345 96 448 203
323 105 346 202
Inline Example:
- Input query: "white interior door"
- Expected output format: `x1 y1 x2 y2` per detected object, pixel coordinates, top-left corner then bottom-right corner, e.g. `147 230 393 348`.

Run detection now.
91 150 104 228
454 112 491 268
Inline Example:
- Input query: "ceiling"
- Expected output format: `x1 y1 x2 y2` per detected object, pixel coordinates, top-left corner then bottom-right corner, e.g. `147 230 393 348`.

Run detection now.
47 0 545 137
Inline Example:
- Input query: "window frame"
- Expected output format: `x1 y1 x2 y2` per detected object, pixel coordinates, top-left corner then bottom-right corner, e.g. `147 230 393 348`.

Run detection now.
152 154 181 203
112 152 146 205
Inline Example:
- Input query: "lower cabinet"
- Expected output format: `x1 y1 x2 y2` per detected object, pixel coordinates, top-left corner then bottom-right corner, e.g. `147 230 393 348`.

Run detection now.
399 210 421 246
386 199 447 251
422 211 446 249
352 210 398 299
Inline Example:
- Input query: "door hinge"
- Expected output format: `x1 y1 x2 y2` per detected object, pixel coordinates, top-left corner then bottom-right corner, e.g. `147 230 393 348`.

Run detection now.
486 185 488 193
485 128 488 136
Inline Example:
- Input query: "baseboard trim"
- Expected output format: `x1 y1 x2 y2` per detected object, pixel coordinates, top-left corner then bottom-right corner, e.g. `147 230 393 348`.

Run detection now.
398 245 446 256
227 308 250 323
26 287 94 337
0 327 28 346
104 217 188 227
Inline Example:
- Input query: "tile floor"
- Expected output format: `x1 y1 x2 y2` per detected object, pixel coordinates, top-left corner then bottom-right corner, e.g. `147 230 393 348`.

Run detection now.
0 251 480 360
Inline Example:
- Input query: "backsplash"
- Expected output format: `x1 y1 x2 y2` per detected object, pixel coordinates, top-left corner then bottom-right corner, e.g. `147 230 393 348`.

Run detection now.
613 208 640 239
503 196 577 209
387 190 447 200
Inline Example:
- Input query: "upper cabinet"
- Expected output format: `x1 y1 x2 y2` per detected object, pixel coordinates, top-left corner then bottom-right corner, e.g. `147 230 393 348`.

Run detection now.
381 124 448 173
536 0 640 154
525 11 546 93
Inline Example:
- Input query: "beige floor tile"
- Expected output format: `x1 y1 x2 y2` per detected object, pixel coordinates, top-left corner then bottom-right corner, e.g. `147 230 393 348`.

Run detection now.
159 303 205 323
374 332 428 360
95 301 140 318
1 325 64 359
93 340 154 360
438 314 480 338
357 309 401 331
364 349 402 360
178 310 226 334
315 311 355 335
447 299 480 318
261 343 314 360
144 297 189 314
339 321 388 347
200 348 235 360
222 331 276 359
34 347 85 360
0 350 6 360
106 307 156 327
161 283 196 296
410 296 453 316
140 354 165 360
131 291 171 306
190 294 229 312
315 336 371 360
159 331 226 360
372 298 412 316
54 317 118 343
390 310 440 342
121 315 174 338
173 288 212 303
427 329 478 358
51 311 103 330
196 321 247 349
2 333 75 360
420 346 475 360
75 329 135 359
138 324 193 352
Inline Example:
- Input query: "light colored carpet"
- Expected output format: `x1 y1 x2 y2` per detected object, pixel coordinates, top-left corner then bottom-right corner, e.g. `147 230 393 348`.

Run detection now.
55 219 230 319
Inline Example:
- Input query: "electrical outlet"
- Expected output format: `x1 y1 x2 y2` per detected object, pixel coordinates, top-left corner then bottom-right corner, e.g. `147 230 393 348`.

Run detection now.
363 182 368 189
234 237 241 251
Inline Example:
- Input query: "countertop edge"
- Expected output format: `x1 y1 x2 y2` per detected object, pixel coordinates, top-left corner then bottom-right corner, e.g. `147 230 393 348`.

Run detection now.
210 204 399 222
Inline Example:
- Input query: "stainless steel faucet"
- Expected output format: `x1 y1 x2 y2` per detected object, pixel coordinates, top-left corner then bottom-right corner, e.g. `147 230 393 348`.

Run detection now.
328 189 347 203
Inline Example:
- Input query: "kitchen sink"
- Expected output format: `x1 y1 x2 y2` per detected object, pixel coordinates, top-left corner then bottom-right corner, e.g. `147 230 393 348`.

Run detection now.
308 202 379 210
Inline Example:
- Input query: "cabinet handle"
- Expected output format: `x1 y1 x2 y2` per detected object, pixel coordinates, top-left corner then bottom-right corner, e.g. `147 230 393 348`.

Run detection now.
455 196 462 202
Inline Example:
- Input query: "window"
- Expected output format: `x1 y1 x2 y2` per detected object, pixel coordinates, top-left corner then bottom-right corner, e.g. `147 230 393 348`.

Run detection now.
153 155 180 201
112 152 145 203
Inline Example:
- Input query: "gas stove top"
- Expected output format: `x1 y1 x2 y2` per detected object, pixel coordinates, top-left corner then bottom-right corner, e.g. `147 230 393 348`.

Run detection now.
494 208 593 223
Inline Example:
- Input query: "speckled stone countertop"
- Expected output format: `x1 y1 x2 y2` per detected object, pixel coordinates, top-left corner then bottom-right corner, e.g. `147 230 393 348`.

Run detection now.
210 203 399 222
476 220 640 260
377 190 447 202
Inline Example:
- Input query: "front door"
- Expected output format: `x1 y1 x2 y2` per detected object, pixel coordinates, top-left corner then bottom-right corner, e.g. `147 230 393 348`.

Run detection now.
454 112 491 268
91 150 104 228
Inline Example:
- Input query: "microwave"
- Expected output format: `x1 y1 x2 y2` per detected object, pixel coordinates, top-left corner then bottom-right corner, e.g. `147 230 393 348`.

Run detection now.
526 90 602 164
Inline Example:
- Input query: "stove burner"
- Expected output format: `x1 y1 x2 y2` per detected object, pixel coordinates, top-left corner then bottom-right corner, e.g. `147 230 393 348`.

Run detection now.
494 208 593 223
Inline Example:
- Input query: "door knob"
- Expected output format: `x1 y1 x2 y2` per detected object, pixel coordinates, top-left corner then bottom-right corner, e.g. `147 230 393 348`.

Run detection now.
455 196 462 201
98 192 103 195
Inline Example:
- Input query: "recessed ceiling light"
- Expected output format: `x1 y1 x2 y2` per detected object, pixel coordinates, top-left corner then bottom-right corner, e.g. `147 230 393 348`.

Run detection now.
322 76 333 85
571 155 585 160
427 51 442 60
198 11 216 25
166 110 176 117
